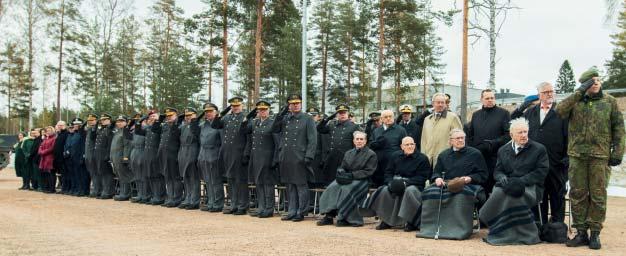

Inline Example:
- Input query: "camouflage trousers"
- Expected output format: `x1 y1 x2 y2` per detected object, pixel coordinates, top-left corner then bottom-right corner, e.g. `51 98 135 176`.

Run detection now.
569 156 611 232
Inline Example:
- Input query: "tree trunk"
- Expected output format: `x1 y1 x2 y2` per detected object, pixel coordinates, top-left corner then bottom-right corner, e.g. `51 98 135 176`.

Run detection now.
488 0 496 90
27 0 34 130
56 0 65 121
222 0 229 108
346 33 352 104
460 0 469 124
321 33 328 115
376 0 384 110
253 0 264 104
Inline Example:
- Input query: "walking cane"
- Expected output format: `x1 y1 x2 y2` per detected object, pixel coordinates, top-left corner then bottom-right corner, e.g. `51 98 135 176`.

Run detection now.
434 172 445 240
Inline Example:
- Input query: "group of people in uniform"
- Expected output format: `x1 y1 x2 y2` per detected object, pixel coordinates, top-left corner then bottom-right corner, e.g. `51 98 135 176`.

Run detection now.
11 67 623 250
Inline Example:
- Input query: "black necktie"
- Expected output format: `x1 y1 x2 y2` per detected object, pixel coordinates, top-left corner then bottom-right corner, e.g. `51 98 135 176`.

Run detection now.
516 147 523 154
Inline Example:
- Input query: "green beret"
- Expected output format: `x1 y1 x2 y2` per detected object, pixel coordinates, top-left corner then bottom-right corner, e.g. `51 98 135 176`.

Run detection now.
579 67 600 83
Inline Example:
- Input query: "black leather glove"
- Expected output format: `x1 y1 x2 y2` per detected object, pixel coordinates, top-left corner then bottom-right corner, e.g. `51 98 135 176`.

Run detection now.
197 111 205 121
158 114 166 123
497 176 508 187
278 105 289 117
517 100 533 112
503 177 525 198
177 113 185 123
246 108 258 120
395 115 402 124
578 78 595 93
609 158 622 167
128 119 136 128
220 105 232 117
326 111 338 121
140 115 148 123
335 168 353 185
366 119 374 126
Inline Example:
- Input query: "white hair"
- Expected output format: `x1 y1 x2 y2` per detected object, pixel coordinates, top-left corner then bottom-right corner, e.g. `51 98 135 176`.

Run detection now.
536 82 552 92
449 128 465 138
509 117 529 131
432 92 447 102
381 109 394 118
353 130 367 139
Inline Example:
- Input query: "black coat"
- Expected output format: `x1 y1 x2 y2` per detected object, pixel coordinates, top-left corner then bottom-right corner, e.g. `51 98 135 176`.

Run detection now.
511 104 568 183
466 106 511 170
432 146 488 185
53 129 69 169
494 140 549 194
368 124 407 186
317 119 360 184
340 146 377 180
413 109 431 151
272 111 318 184
397 118 419 146
213 112 248 181
29 137 43 165
384 150 432 191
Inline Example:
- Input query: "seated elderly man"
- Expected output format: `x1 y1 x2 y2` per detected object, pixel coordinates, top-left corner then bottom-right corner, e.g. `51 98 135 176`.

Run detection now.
361 136 431 232
417 128 488 240
317 131 378 227
479 118 549 245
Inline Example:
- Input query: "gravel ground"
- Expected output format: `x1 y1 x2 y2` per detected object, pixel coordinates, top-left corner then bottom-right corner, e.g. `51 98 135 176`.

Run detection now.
1 168 625 256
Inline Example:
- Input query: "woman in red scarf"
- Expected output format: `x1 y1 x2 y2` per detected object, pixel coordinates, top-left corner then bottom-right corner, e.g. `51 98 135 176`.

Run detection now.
38 126 57 193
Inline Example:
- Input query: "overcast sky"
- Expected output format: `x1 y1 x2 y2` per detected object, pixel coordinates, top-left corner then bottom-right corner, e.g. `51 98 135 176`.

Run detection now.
1 0 620 114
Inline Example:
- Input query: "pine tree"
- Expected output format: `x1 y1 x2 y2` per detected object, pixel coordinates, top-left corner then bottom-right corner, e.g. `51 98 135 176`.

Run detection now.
555 60 576 93
605 6 626 89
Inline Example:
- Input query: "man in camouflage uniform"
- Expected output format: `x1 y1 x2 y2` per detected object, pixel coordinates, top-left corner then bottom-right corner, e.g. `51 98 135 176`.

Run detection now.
557 67 625 250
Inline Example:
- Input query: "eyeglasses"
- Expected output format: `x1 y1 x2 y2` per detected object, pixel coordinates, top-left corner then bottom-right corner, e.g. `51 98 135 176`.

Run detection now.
540 90 554 95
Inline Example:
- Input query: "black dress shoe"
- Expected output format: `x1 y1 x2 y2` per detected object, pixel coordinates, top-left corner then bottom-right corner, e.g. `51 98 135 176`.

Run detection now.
100 194 114 200
130 197 141 203
210 207 223 212
566 230 589 247
89 193 98 198
178 203 189 209
281 214 296 221
317 217 334 226
258 211 273 218
335 220 363 227
200 205 210 211
404 223 418 232
223 208 237 214
292 214 304 222
186 204 200 210
233 209 247 215
114 195 130 201
376 222 392 230
589 231 601 250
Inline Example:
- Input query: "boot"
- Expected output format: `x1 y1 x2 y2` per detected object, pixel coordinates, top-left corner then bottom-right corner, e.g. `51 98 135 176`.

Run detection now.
589 231 601 250
566 229 589 247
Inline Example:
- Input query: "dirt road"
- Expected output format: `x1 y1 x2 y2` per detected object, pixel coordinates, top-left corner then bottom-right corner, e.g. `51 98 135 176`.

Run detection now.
1 168 624 255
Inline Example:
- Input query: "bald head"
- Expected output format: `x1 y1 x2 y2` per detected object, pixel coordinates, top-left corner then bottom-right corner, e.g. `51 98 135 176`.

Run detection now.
401 136 416 155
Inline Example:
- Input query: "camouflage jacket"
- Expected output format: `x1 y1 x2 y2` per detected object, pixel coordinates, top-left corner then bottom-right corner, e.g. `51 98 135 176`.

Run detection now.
556 90 625 160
